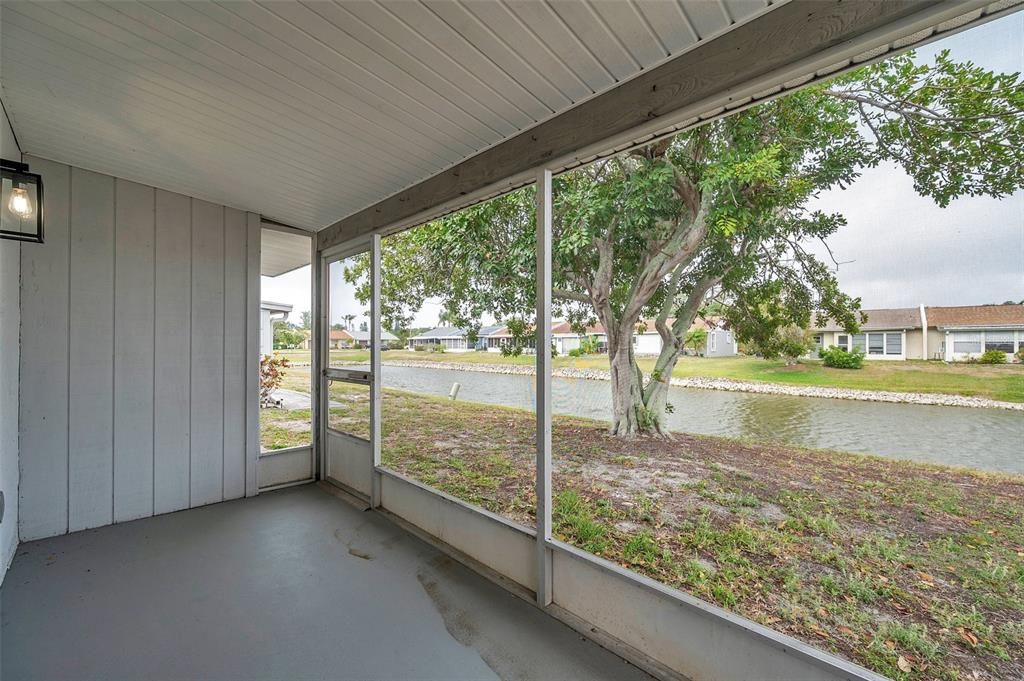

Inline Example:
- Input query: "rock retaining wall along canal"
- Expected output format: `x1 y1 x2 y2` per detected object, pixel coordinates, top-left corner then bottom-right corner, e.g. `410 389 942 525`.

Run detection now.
349 360 1024 412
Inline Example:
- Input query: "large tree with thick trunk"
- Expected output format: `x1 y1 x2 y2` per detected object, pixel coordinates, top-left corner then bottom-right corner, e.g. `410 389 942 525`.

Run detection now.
349 50 1024 437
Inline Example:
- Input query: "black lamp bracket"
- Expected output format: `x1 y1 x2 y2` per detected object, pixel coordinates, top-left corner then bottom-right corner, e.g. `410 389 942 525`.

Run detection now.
1 158 29 173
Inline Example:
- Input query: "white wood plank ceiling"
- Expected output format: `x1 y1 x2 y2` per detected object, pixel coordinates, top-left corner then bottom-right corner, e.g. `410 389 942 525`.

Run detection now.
261 226 311 277
0 0 773 232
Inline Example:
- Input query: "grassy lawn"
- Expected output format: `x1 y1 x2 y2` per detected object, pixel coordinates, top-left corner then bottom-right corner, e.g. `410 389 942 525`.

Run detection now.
259 407 311 451
277 349 1024 402
362 386 1023 681
659 356 1024 403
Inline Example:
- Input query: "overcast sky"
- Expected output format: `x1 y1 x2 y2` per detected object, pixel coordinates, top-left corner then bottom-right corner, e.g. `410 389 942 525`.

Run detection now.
263 13 1024 326
805 12 1023 309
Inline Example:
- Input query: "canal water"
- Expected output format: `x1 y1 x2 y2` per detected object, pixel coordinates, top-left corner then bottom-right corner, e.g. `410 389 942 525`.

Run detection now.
372 364 1023 474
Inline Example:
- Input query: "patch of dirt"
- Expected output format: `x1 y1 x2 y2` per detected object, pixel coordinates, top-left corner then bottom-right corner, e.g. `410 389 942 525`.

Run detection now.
770 364 810 373
380 392 1024 681
276 419 312 432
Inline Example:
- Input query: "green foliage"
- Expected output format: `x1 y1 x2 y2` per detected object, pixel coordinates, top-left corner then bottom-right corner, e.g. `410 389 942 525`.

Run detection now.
749 325 812 364
272 321 305 349
820 346 864 369
344 48 1024 435
832 49 1024 207
258 355 289 406
554 490 609 555
623 530 660 565
685 328 707 354
567 348 583 358
579 335 601 354
980 349 1007 364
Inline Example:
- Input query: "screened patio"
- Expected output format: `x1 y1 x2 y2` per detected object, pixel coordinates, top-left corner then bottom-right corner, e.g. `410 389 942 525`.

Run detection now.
1 2 1019 679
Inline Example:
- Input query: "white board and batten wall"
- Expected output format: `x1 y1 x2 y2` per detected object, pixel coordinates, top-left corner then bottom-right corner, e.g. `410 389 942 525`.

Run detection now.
1 106 22 582
18 156 261 541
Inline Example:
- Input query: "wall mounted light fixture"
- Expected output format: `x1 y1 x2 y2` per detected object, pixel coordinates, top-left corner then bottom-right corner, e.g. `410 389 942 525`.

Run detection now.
1 158 43 243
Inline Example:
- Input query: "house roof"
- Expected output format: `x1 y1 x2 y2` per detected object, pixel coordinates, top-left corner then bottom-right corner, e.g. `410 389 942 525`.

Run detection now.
261 300 293 313
329 329 354 341
546 317 726 337
411 326 467 340
413 325 511 340
348 328 398 342
813 305 1024 332
814 308 922 332
478 325 507 337
549 320 603 336
927 304 1024 329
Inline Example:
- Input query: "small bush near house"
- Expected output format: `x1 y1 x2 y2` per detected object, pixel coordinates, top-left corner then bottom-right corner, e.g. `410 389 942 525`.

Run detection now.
820 345 865 369
1016 348 1024 362
414 345 426 351
749 325 813 365
579 335 601 355
568 348 584 358
979 349 1007 364
259 355 289 406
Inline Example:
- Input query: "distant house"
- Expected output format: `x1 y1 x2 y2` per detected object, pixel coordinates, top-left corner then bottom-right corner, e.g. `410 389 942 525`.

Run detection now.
328 328 354 349
554 318 736 357
550 321 602 355
689 318 739 358
347 327 398 349
409 326 473 352
810 304 1024 361
485 318 737 357
477 325 508 352
409 325 509 352
260 300 292 357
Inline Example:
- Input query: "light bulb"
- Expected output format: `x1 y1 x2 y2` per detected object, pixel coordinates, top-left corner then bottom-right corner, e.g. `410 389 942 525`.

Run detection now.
8 186 33 219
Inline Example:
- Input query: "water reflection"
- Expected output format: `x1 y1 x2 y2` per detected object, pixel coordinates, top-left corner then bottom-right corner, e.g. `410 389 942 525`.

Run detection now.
374 365 1024 474
733 394 814 445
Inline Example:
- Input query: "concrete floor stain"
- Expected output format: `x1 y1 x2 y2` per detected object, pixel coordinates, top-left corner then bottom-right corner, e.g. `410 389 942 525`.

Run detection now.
417 556 534 681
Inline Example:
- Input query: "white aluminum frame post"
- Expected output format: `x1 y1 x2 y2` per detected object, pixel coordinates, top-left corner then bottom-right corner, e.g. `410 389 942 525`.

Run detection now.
535 167 553 607
370 234 383 508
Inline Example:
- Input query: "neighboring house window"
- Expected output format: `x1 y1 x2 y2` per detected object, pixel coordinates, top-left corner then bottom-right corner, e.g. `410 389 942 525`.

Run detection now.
885 333 902 356
852 334 867 353
837 334 849 350
984 331 1014 353
812 334 823 348
953 332 982 354
710 334 717 352
868 333 885 355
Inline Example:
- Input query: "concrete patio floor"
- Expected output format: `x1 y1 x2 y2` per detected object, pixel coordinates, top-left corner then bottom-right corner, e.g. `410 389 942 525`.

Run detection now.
2 484 652 681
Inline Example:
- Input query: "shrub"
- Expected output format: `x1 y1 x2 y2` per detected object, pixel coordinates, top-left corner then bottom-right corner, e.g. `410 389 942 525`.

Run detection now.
259 355 289 406
820 345 864 369
749 325 813 364
979 349 1007 364
567 348 583 358
579 335 600 355
1016 348 1024 363
414 345 426 352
